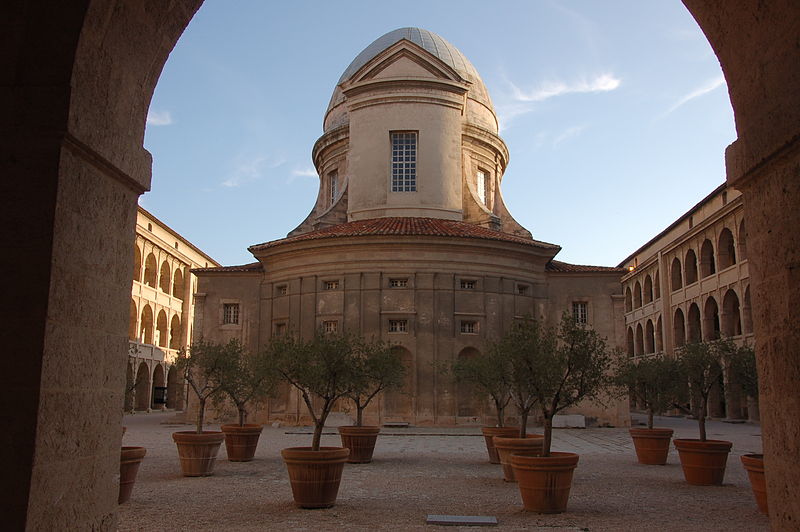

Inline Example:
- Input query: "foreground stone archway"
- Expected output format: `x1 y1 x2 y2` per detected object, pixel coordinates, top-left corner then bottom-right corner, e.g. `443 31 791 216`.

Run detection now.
1 1 797 529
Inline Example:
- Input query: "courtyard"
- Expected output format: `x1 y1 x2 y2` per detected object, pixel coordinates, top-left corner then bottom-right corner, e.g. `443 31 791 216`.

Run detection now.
119 413 767 531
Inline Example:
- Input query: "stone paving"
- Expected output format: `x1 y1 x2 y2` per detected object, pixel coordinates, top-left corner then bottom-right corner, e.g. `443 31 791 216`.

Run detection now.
119 412 768 531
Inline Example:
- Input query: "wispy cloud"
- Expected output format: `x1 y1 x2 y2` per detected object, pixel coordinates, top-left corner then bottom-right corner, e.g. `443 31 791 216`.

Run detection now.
553 124 588 147
222 155 286 188
146 110 173 126
289 167 318 181
663 75 726 116
509 73 621 103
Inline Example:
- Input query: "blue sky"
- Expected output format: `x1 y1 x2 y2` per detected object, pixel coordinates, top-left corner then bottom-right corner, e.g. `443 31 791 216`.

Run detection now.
143 0 735 267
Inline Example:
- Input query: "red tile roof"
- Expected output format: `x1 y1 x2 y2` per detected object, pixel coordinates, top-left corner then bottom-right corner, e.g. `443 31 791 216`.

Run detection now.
192 261 263 274
249 217 559 252
546 260 626 273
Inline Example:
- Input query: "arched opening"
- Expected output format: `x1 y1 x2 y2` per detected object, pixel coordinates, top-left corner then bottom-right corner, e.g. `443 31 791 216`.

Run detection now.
718 228 737 269
139 305 154 345
151 364 166 410
626 327 635 356
143 253 157 287
655 316 663 352
671 257 682 291
722 289 742 336
159 260 171 293
156 310 168 348
166 365 183 410
135 362 151 411
456 347 483 420
700 239 716 278
128 299 138 340
743 285 753 334
687 303 701 344
624 286 632 312
645 320 655 354
172 268 185 300
383 346 413 420
673 308 686 348
685 249 698 285
738 220 747 261
133 245 142 283
643 275 653 304
703 296 720 341
633 281 642 308
654 270 661 300
635 323 644 356
169 315 182 350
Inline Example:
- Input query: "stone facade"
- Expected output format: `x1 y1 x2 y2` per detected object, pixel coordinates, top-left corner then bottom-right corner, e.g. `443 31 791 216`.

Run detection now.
193 28 628 428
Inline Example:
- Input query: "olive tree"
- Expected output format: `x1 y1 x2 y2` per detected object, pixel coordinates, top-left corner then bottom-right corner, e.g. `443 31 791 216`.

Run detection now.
452 346 512 427
344 337 405 427
175 339 235 433
614 352 682 429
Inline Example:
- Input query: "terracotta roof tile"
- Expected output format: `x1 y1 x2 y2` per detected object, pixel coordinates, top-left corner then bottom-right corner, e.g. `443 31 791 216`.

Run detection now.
192 262 263 274
248 217 559 252
546 260 626 273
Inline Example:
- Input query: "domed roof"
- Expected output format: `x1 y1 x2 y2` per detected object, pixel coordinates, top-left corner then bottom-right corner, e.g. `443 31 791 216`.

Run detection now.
325 27 495 132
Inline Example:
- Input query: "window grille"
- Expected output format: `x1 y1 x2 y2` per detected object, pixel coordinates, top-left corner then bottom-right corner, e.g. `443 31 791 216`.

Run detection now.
517 285 529 295
323 320 338 333
389 319 408 333
223 303 240 325
324 280 339 290
390 278 408 288
460 280 476 289
329 171 338 204
460 321 477 334
573 302 588 324
477 171 487 204
391 132 417 192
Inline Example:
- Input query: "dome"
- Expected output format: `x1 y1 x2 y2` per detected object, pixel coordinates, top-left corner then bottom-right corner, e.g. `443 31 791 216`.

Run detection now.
325 27 495 132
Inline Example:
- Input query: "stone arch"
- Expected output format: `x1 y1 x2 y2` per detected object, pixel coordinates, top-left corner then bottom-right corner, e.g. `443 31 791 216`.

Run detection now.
654 270 661 299
455 347 483 419
633 280 642 308
626 327 635 356
143 252 157 287
685 249 698 285
722 289 742 336
673 308 686 348
169 314 182 350
624 286 632 312
703 296 720 341
687 303 701 344
151 364 166 410
645 320 655 354
655 316 663 352
383 346 414 419
643 274 653 304
133 244 142 283
159 260 171 293
743 285 753 334
738 220 747 261
172 267 185 299
128 299 138 340
140 305 154 345
156 309 168 348
635 323 644 356
135 362 151 411
700 239 716 278
166 365 183 410
718 228 737 269
671 257 682 291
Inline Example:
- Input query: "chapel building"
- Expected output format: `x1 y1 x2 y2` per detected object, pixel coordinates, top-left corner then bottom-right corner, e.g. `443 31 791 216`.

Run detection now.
193 28 628 427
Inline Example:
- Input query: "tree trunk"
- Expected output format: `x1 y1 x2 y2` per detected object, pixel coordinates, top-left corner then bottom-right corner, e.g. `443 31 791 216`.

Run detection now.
238 405 246 426
356 405 364 427
311 422 323 451
497 403 505 428
698 397 707 441
542 414 553 457
519 409 528 438
196 398 205 434
647 408 654 429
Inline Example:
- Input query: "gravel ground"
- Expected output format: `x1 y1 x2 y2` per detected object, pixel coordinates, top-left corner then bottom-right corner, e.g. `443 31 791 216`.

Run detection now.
119 413 768 531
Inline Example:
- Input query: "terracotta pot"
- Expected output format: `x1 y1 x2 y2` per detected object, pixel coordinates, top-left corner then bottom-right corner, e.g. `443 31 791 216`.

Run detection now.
629 427 674 465
281 447 350 509
119 446 146 504
221 424 263 462
493 434 544 482
338 426 380 463
481 427 520 464
172 431 225 477
511 452 580 514
673 438 732 485
741 454 768 514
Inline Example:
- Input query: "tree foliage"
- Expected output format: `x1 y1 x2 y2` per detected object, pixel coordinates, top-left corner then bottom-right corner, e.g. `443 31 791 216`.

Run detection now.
175 339 235 433
344 337 405 426
613 352 682 429
453 345 512 427
215 338 278 426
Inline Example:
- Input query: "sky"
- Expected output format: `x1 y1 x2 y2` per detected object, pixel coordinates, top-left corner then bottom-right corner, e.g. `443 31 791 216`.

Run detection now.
143 0 736 268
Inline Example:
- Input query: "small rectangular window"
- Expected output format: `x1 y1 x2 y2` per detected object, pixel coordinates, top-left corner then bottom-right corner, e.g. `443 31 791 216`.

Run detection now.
329 170 338 205
517 284 529 296
277 285 288 296
573 302 588 324
323 320 338 333
389 278 408 288
460 320 478 334
721 190 728 205
477 170 487 205
389 319 408 333
223 303 240 325
688 216 694 229
324 280 339 290
460 280 476 289
274 323 287 336
391 132 417 192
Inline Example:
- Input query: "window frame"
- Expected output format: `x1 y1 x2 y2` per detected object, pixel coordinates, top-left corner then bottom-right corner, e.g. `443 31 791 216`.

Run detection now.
460 279 477 290
389 278 408 288
460 320 478 334
323 320 338 334
388 319 408 333
572 301 588 325
323 280 340 291
222 303 240 325
390 131 417 193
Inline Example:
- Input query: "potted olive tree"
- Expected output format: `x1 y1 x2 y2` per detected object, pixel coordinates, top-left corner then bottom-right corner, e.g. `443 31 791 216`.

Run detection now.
510 314 612 513
339 337 405 463
217 338 278 462
490 317 555 482
267 329 355 508
172 339 232 477
673 338 742 485
614 352 682 464
452 345 516 464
